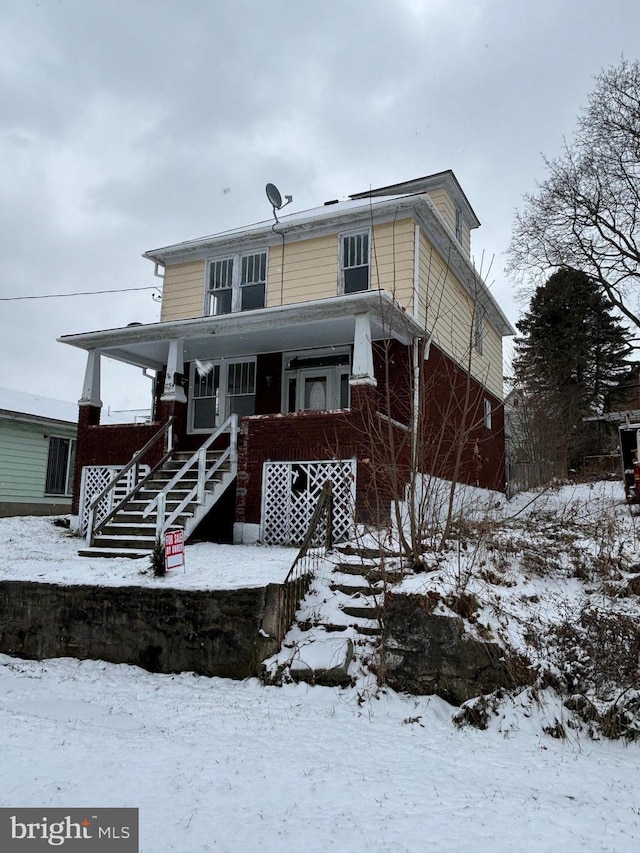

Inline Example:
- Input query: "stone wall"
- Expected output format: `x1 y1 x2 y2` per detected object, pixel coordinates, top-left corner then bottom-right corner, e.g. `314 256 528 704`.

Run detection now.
0 581 282 679
381 592 522 705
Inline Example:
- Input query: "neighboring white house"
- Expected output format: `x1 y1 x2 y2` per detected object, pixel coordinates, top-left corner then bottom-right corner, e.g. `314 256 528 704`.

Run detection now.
0 387 78 517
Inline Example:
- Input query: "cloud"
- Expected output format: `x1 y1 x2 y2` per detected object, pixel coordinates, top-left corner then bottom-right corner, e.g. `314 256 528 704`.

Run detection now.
1 0 640 407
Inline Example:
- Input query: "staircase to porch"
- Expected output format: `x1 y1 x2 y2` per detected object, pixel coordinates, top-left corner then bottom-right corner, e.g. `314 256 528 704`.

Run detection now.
79 414 238 558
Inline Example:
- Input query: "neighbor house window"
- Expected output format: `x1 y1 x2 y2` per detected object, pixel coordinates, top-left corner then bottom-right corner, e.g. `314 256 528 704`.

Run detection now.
283 349 351 413
45 436 76 496
189 358 256 432
340 230 370 294
484 398 492 430
207 250 267 315
474 306 485 355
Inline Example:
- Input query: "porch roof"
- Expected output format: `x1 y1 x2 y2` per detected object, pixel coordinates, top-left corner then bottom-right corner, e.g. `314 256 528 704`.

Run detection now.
58 291 425 371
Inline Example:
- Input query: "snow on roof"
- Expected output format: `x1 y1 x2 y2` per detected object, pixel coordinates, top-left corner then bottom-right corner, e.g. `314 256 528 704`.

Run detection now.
144 192 416 260
0 386 78 424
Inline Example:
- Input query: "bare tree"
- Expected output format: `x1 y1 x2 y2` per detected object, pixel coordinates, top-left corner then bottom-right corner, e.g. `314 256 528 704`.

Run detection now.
508 58 640 335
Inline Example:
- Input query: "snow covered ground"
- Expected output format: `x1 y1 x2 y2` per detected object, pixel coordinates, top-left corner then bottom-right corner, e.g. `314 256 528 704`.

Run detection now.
0 515 296 589
2 486 640 851
2 655 640 852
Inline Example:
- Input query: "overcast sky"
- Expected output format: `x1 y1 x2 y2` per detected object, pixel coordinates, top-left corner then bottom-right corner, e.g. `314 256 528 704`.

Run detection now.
2 0 640 413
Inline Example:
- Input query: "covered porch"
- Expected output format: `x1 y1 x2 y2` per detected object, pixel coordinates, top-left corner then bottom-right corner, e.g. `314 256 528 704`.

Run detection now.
59 291 424 549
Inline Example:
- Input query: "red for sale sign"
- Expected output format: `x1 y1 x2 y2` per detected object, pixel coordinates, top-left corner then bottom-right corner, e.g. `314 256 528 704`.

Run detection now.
164 528 185 572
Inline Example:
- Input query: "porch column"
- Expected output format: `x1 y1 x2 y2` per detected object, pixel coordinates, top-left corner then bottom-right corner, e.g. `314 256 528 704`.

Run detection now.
350 313 377 387
162 339 187 403
79 349 102 410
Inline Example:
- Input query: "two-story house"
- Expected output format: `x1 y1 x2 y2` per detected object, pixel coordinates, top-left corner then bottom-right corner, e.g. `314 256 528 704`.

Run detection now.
60 171 514 556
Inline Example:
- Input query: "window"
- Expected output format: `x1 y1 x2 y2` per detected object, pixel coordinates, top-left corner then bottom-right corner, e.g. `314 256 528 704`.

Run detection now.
189 358 256 432
283 349 351 413
45 436 76 496
227 360 256 416
474 306 484 355
340 231 370 294
484 398 492 430
455 207 463 243
207 251 267 315
240 252 267 311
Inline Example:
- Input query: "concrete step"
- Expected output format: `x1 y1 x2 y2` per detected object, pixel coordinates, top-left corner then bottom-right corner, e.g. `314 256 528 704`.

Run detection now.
90 534 156 550
100 522 157 536
78 547 151 558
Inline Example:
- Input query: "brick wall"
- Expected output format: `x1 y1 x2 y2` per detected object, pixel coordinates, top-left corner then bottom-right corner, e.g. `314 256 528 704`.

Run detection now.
72 405 167 514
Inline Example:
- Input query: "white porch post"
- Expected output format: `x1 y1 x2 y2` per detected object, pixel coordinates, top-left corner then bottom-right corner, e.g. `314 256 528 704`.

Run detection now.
79 349 102 408
350 313 377 386
162 339 187 403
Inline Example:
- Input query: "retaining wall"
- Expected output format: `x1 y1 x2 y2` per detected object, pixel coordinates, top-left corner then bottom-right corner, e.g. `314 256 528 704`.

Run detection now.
0 581 282 679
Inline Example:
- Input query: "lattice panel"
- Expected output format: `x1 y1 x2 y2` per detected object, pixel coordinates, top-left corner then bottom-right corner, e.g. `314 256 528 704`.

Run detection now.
79 465 149 535
261 459 356 546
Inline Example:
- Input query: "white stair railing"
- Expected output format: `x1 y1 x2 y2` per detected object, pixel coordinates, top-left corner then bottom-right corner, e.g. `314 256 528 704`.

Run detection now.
85 416 174 546
147 413 238 539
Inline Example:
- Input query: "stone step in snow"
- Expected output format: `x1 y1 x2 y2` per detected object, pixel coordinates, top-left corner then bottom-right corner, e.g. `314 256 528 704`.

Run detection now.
340 603 382 620
333 563 405 584
329 583 382 597
334 544 398 559
289 636 354 687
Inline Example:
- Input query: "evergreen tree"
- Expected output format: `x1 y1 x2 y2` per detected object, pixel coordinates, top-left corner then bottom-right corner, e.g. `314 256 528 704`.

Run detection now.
513 268 631 470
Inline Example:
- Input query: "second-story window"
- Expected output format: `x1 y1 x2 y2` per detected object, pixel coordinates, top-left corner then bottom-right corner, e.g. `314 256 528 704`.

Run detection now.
207 250 267 315
340 230 370 294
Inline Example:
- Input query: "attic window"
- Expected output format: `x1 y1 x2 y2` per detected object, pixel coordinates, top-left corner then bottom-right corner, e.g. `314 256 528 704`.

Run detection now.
340 230 370 294
455 207 463 243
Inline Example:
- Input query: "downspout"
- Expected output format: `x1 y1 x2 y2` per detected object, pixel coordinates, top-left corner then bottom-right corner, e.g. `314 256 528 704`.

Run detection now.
411 337 420 473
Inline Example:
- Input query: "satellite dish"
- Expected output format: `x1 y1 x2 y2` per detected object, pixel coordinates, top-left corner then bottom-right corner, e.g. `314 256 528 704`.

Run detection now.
266 183 283 210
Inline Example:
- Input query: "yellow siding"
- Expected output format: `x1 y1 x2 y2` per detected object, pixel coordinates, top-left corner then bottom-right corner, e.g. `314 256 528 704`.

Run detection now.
369 219 415 309
427 188 455 233
267 219 415 308
160 260 205 321
266 234 337 306
418 232 503 399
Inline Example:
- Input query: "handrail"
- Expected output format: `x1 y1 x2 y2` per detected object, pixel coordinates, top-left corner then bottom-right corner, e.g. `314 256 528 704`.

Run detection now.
158 446 232 535
92 447 174 537
144 413 238 537
87 416 175 512
85 416 174 545
277 481 333 641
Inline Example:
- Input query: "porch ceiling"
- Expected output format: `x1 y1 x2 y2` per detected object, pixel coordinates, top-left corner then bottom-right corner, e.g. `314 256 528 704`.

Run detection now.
58 291 425 370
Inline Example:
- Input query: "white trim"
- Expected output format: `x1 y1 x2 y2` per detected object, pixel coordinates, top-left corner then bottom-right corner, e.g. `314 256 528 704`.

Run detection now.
187 356 257 433
484 398 492 430
338 227 371 295
282 347 351 413
79 349 102 408
233 522 260 544
204 247 269 316
351 313 376 386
